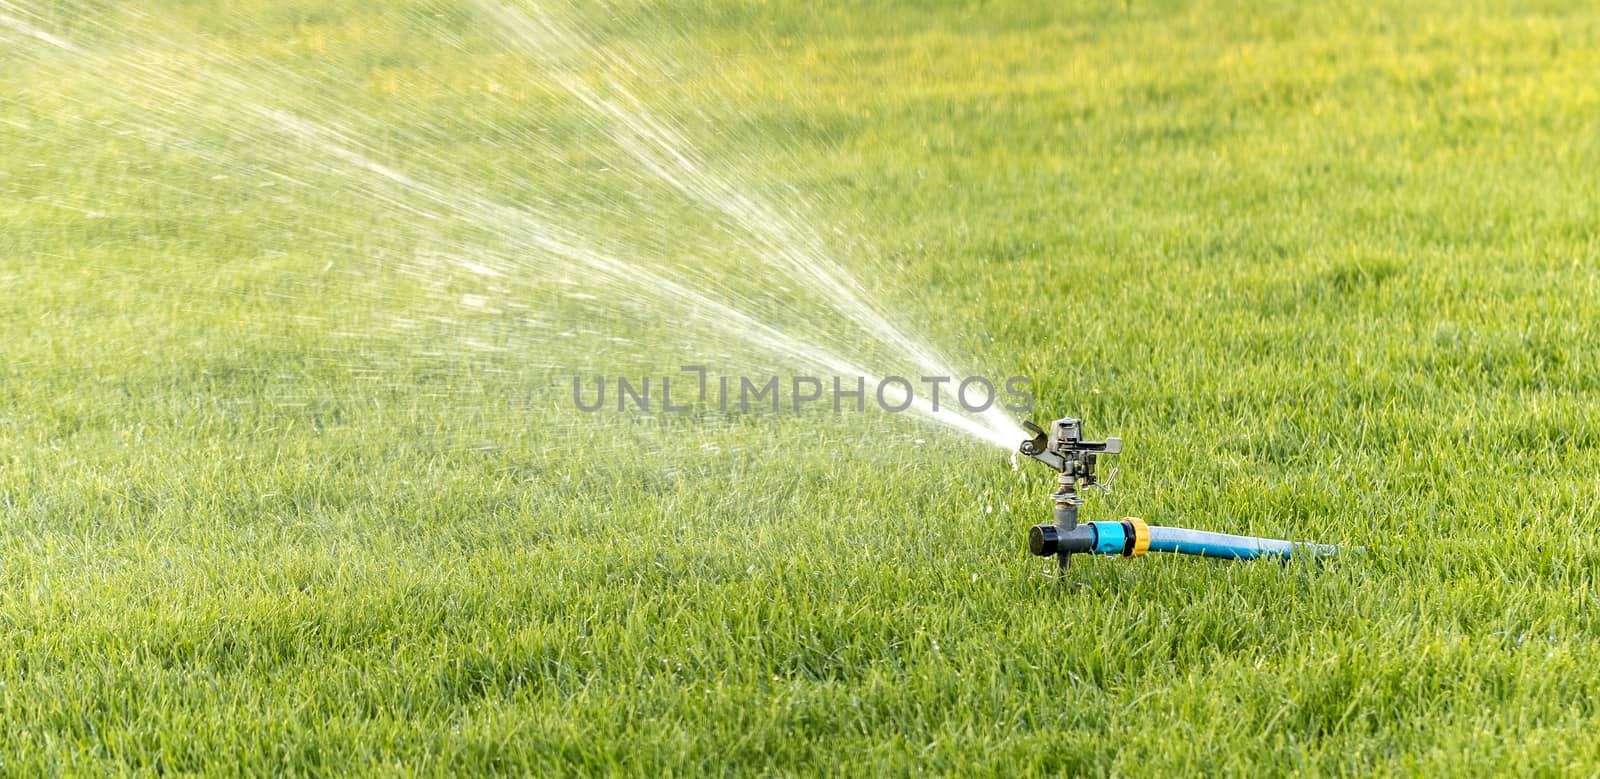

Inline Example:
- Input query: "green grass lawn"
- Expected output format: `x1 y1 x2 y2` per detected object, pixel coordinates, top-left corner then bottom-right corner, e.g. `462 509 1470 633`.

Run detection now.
5 0 1600 774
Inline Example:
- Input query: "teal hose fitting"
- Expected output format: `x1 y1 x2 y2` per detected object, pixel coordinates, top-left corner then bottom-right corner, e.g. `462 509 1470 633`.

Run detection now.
1029 518 1150 558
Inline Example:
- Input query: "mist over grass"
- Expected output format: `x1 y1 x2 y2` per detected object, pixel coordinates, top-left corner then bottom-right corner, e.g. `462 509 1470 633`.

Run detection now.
3 0 1600 774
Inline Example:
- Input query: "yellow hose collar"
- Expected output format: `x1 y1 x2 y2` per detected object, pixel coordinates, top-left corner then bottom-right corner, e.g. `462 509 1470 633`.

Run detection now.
1126 517 1150 557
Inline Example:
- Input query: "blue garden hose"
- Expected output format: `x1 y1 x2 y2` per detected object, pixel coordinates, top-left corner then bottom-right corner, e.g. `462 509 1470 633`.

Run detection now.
1146 525 1341 560
1029 517 1346 561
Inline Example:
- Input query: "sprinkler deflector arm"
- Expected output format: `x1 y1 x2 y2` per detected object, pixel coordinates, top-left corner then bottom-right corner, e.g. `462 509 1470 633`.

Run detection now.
1017 417 1348 567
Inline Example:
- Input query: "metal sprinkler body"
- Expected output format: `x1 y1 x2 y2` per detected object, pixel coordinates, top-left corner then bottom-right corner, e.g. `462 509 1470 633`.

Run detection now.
1018 417 1139 571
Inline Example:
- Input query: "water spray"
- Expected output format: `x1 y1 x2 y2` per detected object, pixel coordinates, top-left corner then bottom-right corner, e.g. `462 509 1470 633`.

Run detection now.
1016 416 1347 570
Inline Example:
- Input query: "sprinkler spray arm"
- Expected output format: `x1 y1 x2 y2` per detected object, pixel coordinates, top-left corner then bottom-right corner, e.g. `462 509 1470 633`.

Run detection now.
1017 418 1121 479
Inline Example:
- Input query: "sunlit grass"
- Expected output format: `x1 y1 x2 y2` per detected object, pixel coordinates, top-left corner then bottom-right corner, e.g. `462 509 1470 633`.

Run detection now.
3 0 1600 774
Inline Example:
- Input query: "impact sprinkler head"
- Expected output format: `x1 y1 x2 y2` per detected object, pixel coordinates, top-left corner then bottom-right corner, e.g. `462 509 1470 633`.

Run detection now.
1017 417 1121 474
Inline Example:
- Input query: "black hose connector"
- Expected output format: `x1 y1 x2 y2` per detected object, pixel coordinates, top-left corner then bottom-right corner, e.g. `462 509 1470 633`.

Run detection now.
1029 524 1097 557
1029 524 1060 556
